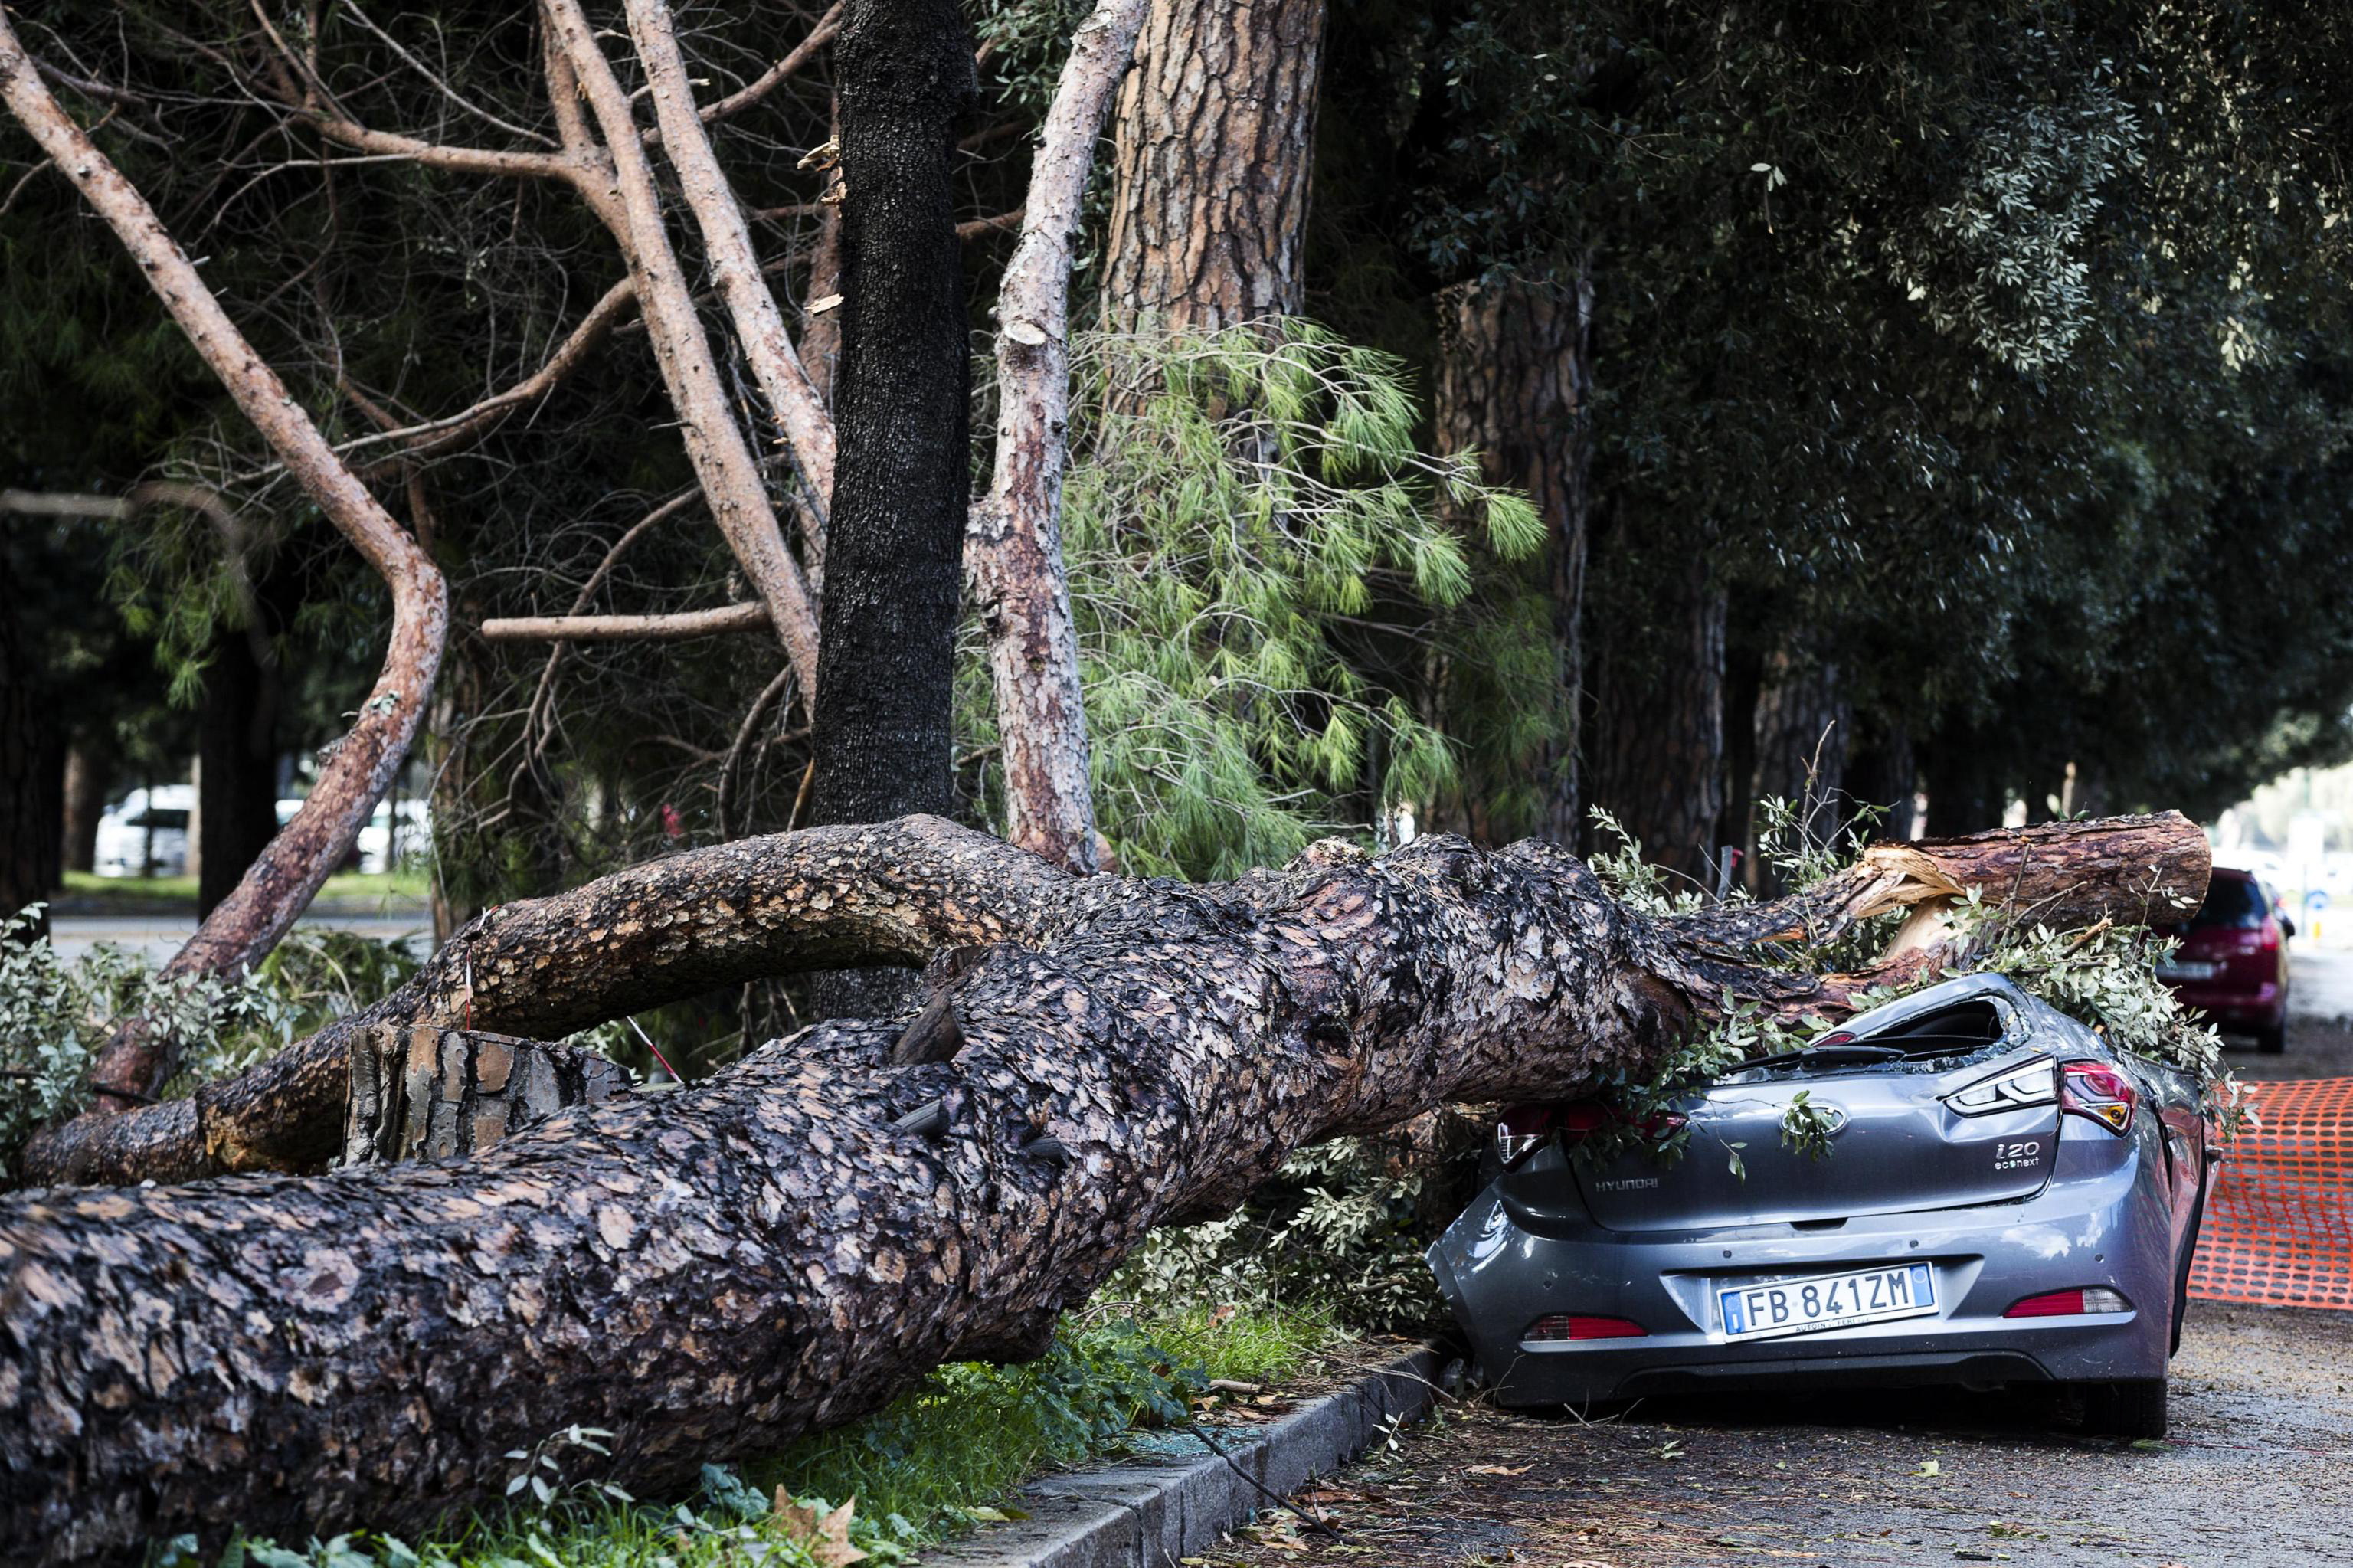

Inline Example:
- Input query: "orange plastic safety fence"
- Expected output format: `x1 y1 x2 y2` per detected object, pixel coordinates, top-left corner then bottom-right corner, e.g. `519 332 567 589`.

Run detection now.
2188 1077 2353 1310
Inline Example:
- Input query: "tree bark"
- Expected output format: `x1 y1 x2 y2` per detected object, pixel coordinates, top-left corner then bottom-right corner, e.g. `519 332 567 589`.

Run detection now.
0 558 63 941
15 817 1067 1187
1747 638 1851 893
195 630 283 920
60 741 109 876
540 0 824 703
1847 722 1918 842
0 17 448 1100
970 0 1148 875
1585 555 1728 884
477 603 772 643
807 0 977 1010
1101 0 1327 329
624 0 837 571
0 810 2207 1563
1435 271 1592 843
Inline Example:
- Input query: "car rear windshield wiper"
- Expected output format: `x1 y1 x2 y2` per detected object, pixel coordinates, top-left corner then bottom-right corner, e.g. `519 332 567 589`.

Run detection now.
1726 1042 1910 1073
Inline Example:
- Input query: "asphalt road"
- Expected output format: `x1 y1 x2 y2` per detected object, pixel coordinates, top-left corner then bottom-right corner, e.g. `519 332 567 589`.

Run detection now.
1202 1301 2353 1567
45 904 432 964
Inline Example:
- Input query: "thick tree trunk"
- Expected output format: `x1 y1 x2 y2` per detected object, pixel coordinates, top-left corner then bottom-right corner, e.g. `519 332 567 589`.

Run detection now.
807 0 976 1010
1434 272 1592 843
0 811 2207 1563
970 0 1148 875
60 741 108 876
1585 556 1728 884
195 630 283 920
1847 722 1918 842
1101 0 1327 329
1921 729 2003 837
1747 639 1851 892
0 564 62 941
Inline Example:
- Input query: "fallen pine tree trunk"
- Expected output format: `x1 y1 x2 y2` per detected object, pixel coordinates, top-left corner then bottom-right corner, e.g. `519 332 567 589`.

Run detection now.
0 812 2206 1563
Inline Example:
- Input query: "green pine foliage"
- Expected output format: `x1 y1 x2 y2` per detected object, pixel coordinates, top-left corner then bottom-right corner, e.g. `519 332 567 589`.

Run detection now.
961 321 1548 880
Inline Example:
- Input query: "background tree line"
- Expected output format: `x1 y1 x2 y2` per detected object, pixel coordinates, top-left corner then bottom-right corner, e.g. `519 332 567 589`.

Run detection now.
5 0 2351 1031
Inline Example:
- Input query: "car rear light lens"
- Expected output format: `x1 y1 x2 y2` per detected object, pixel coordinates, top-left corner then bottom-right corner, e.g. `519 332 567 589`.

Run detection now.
2004 1287 2131 1318
1494 1100 1628 1167
1945 1057 2057 1115
1494 1105 1558 1166
1525 1314 1648 1340
2060 1061 2139 1133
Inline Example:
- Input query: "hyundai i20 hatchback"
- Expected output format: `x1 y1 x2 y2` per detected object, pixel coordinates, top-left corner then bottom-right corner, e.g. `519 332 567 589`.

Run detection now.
1427 974 2213 1438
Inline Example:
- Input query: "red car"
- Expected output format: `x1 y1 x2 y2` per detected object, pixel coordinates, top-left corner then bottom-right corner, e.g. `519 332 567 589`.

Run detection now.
2155 866 2292 1053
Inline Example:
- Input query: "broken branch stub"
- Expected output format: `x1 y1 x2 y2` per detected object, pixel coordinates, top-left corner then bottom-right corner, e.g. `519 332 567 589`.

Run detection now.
342 1027 630 1165
0 812 2207 1563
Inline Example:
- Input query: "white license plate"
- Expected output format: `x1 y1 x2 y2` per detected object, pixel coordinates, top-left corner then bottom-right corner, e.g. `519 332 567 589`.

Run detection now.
1718 1264 1936 1341
2157 961 2219 982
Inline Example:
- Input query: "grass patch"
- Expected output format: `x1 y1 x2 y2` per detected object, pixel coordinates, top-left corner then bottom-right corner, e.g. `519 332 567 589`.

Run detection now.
1127 1296 1341 1386
200 1302 1350 1568
57 869 430 908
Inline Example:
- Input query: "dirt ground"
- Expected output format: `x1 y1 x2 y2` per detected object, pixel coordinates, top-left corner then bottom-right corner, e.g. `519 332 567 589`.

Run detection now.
1199 1002 2353 1568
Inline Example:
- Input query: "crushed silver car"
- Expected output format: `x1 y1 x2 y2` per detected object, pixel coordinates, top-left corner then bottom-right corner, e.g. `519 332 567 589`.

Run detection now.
1427 974 2213 1438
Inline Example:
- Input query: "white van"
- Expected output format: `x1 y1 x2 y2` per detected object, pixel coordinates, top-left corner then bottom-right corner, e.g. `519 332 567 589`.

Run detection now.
93 786 196 878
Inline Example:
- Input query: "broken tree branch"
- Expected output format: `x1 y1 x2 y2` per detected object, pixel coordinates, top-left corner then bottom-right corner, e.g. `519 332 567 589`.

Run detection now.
0 15 448 1106
345 273 640 476
651 1 843 139
540 0 823 702
477 602 772 642
16 817 1070 1187
969 0 1149 873
625 0 836 571
0 811 2207 1560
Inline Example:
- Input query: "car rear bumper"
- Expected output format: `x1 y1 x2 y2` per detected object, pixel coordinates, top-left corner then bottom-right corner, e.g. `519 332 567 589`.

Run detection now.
1428 1147 2176 1408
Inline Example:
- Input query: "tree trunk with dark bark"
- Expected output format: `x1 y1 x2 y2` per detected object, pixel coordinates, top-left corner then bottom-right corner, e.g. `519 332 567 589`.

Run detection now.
195 630 283 919
1101 0 1327 329
1585 556 1729 885
60 741 110 877
808 0 977 1010
0 563 62 941
0 811 2209 1563
1434 272 1592 843
1847 722 1918 842
1747 639 1851 893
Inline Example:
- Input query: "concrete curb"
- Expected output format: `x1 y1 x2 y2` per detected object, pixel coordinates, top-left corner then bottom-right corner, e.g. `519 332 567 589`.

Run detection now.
918 1347 1442 1568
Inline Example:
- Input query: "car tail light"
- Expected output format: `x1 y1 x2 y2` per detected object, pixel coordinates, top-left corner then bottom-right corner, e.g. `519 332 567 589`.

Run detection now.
1525 1314 1648 1340
2060 1061 2139 1133
1494 1101 1611 1167
1945 1057 2057 1115
1494 1105 1557 1166
2004 1288 2131 1318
